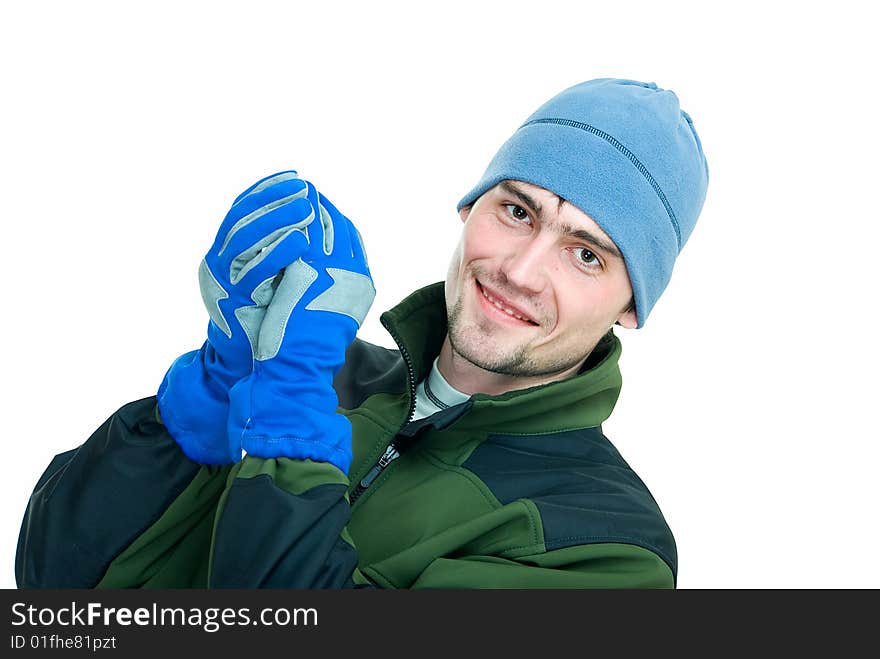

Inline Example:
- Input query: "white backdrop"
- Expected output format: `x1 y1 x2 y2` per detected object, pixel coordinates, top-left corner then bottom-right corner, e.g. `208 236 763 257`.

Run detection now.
2 0 877 589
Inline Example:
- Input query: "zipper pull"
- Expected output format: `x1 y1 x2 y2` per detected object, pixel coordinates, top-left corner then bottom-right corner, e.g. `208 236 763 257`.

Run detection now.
358 465 382 490
378 444 399 467
358 444 399 489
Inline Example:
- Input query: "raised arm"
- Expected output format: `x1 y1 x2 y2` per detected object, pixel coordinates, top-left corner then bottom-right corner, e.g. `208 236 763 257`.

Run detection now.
209 186 375 587
16 172 318 587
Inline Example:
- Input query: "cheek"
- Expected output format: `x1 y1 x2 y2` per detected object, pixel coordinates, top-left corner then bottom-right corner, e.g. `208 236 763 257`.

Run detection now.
445 241 463 299
460 215 509 263
447 240 463 276
555 288 608 330
557 284 628 335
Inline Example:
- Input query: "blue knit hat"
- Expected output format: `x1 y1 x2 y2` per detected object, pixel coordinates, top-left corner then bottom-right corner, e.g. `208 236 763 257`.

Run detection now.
457 78 709 328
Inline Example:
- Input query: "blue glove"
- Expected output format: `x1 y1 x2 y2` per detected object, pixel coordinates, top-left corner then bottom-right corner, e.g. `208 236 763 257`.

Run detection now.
158 171 315 464
228 184 375 474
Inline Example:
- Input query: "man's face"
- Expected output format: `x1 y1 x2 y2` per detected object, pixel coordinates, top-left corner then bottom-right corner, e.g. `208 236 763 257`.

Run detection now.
445 180 637 379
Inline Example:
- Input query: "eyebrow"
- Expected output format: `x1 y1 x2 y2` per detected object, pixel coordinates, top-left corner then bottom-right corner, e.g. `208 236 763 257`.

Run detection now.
501 180 544 217
561 225 623 259
499 181 623 259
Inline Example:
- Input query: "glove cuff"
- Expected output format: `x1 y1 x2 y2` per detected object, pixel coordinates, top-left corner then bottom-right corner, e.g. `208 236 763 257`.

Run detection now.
240 431 353 475
228 374 352 474
157 347 242 465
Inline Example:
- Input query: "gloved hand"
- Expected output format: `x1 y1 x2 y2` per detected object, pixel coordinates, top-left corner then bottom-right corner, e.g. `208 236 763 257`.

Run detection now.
228 185 375 474
158 171 316 464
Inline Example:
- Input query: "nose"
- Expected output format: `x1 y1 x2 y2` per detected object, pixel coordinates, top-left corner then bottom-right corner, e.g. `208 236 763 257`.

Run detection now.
498 234 553 295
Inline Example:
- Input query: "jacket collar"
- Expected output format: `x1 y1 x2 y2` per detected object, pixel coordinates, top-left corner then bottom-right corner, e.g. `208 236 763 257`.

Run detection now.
380 282 623 435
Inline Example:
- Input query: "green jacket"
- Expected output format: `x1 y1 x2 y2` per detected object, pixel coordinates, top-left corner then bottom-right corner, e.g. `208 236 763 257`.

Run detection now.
17 282 676 588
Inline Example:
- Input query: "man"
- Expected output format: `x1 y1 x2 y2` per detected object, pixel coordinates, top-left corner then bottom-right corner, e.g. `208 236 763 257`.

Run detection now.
16 78 708 588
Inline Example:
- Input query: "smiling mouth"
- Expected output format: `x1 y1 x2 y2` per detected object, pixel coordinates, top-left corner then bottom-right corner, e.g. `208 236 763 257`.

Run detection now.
476 280 539 326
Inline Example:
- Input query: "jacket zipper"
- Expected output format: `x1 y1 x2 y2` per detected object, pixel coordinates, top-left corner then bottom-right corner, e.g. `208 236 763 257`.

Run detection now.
348 316 417 505
349 444 400 505
381 315 418 426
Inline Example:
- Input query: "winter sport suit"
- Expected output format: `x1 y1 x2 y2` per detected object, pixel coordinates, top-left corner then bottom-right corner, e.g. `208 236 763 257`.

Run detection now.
16 281 677 589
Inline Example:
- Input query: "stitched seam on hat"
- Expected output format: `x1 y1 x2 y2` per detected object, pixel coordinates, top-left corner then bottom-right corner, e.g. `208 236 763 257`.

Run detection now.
522 117 682 249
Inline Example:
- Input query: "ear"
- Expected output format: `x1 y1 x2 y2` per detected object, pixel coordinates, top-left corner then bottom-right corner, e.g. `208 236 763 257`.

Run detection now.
458 206 470 223
615 307 638 329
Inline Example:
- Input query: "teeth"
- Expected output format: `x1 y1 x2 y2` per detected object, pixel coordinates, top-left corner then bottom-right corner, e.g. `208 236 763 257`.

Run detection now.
481 286 530 322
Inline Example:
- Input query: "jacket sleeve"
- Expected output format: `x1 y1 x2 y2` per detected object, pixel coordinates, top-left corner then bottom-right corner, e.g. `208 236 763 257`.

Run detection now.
15 396 231 588
207 457 370 588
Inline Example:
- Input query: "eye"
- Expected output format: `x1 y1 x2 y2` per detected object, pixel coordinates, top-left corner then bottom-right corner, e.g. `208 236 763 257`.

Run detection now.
503 204 530 223
573 247 602 270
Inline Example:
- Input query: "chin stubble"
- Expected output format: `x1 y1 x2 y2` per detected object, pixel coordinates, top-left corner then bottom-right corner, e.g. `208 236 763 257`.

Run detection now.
446 285 581 378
